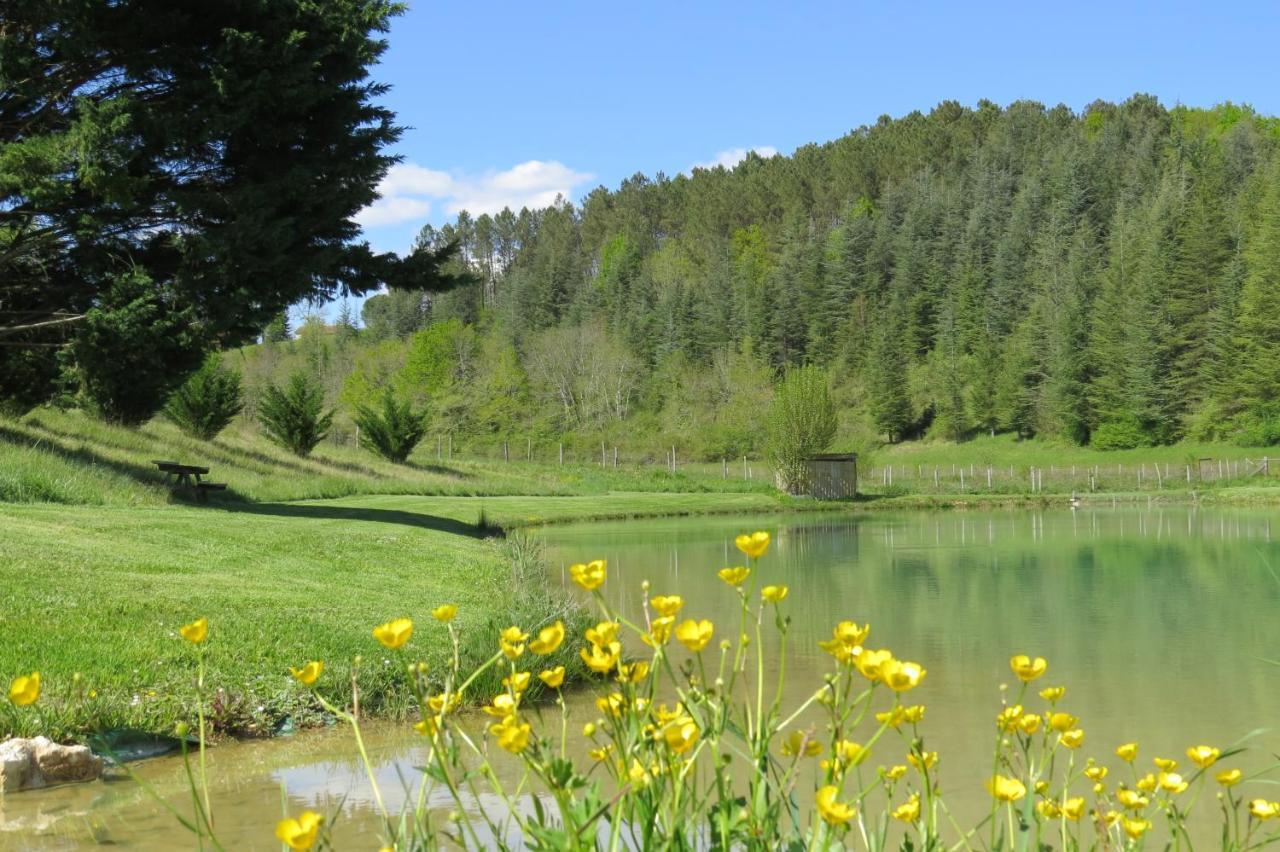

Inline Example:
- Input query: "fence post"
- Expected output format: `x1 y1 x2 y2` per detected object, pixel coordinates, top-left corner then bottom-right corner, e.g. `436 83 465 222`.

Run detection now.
722 458 727 479
959 469 965 491
601 441 606 467
559 442 563 466
527 437 532 461
437 436 441 461
503 441 509 463
614 447 618 468
447 434 452 461
743 456 748 479
1186 465 1191 484
934 467 939 489
987 467 992 489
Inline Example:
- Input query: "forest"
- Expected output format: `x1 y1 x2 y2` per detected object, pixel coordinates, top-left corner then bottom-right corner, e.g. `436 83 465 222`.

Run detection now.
239 95 1280 459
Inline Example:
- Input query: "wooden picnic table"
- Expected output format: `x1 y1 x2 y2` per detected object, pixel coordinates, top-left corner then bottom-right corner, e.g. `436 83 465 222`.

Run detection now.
152 460 225 502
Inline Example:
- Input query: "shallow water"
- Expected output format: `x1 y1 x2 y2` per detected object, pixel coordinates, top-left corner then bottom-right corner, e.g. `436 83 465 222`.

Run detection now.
4 507 1279 849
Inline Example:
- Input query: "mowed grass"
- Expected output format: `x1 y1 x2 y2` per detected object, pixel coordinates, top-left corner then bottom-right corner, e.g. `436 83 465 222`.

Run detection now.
877 432 1274 469
0 500 592 740
0 408 775 506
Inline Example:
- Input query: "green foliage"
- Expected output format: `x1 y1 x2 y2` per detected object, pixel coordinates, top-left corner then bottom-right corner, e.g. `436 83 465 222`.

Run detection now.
162 356 244 441
1090 414 1152 450
354 392 428 463
258 372 334 458
766 365 838 493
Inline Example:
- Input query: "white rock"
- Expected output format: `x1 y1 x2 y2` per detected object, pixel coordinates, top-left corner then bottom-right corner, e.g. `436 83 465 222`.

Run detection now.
0 737 102 793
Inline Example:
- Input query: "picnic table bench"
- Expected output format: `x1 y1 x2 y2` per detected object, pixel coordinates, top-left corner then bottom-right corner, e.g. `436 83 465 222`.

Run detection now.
152 460 227 502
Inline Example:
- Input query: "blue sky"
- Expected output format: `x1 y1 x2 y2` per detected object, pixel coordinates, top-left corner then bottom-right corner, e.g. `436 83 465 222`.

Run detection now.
332 0 1279 317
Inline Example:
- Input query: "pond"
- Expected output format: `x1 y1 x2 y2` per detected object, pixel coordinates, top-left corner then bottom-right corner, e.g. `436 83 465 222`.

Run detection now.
4 507 1279 849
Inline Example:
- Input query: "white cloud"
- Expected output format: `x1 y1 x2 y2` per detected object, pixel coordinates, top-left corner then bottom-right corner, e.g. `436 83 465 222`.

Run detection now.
688 145 779 173
356 159 593 229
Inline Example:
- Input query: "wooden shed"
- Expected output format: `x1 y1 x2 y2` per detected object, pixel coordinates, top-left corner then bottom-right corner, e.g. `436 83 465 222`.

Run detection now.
803 453 858 499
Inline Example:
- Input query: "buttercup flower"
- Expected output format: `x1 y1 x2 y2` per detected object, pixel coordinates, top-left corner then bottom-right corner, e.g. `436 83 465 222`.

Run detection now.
717 566 750 587
987 775 1027 802
7 672 40 706
815 785 856 824
1062 797 1086 821
1116 742 1138 762
1158 772 1188 794
892 793 921 823
1085 765 1108 782
372 618 412 649
734 531 770 559
854 648 893 681
1047 712 1078 732
997 705 1023 731
880 659 926 692
482 693 519 717
1217 768 1243 787
1018 714 1042 735
1187 745 1220 768
179 617 208 645
503 671 531 693
1039 685 1066 703
275 811 323 850
762 585 789 603
431 604 457 622
1122 817 1151 839
675 619 714 652
490 714 532 754
585 621 619 648
581 641 621 674
499 626 528 659
650 595 684 617
643 616 675 647
907 751 938 771
1010 654 1047 682
289 661 323 686
663 718 699 754
1154 757 1178 771
883 765 908 781
616 661 650 684
780 730 822 758
538 666 565 689
1136 773 1157 794
1251 799 1280 819
528 620 565 655
1117 788 1149 809
569 560 607 591
1059 729 1084 750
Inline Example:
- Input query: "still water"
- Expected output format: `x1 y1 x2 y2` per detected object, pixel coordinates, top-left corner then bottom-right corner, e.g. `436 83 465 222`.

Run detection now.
4 507 1278 849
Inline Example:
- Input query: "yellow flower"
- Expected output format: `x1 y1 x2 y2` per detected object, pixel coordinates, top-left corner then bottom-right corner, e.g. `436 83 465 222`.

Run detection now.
815 785 856 824
1085 765 1108 782
1250 799 1280 820
569 559 607 590
879 705 926 728
883 765 908 781
584 621 620 648
650 595 684 617
1136 773 1157 794
1037 800 1061 819
628 759 653 788
1117 788 1149 810
987 775 1027 802
880 659 926 692
1017 714 1042 735
499 626 528 659
538 666 566 689
996 704 1023 731
1048 712 1078 732
503 671 531 693
854 648 893 681
431 604 457 622
833 620 871 647
596 692 625 717
834 740 865 765
413 717 438 737
289 661 323 686
717 566 750 587
675 619 714 652
904 704 926 722
1116 742 1138 762
490 714 532 754
1039 685 1066 703
892 793 921 823
1009 654 1047 682
7 672 40 706
1153 757 1178 771
1059 729 1084 750
179 617 208 645
372 618 412 649
663 718 699 754
588 744 613 761
482 693 519 717
1122 817 1151 839
580 641 621 674
528 620 565 655
427 691 462 714
1034 781 1049 795
1187 745 1220 768
1062 797 1086 821
734 531 770 558
1159 772 1189 794
780 730 822 758
762 585 789 603
908 751 938 771
643 616 675 647
1217 768 1243 787
616 661 650 684
275 811 323 850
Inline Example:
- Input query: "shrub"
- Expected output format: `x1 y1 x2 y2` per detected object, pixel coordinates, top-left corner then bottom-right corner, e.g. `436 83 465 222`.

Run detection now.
767 364 838 493
162 356 244 440
1090 414 1151 450
354 391 427 463
257 371 333 457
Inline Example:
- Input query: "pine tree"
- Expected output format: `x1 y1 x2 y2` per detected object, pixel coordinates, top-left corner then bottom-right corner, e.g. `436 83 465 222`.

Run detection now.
866 301 914 442
1232 161 1280 442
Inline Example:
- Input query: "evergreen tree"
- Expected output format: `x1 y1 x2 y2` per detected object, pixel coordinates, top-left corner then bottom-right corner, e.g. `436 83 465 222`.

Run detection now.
866 302 914 442
258 372 334 458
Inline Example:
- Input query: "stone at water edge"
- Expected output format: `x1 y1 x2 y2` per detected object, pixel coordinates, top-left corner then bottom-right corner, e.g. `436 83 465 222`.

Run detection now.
0 737 103 793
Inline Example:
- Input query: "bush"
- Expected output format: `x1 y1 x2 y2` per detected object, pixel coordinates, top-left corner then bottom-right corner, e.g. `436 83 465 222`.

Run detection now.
766 364 838 493
257 371 333 457
1090 414 1151 450
162 356 244 440
354 392 427 463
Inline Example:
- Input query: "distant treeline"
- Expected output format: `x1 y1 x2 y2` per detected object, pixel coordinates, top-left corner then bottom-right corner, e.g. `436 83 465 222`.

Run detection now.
257 96 1280 454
